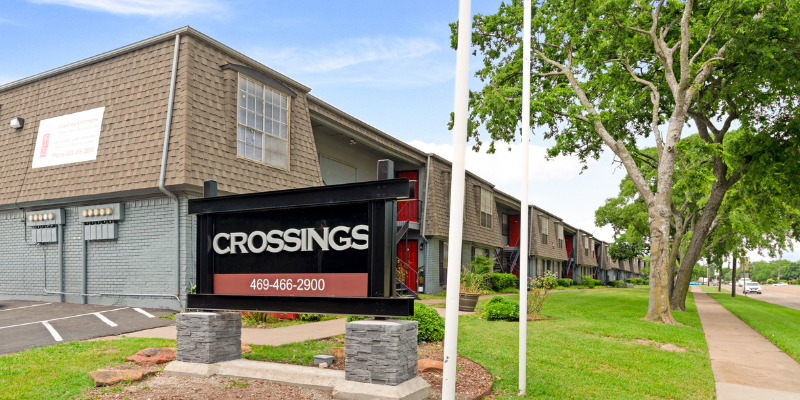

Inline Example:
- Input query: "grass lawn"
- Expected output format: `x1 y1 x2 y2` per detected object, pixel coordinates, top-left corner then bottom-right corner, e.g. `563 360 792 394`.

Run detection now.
459 289 714 399
0 337 175 400
244 335 344 365
707 293 800 362
699 285 730 293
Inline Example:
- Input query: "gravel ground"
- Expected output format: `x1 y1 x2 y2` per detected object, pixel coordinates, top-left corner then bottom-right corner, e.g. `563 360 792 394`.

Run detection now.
85 342 493 400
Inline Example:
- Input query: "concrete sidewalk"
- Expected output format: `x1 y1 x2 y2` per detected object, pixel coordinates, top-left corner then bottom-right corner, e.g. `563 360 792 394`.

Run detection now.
110 318 346 346
691 286 800 399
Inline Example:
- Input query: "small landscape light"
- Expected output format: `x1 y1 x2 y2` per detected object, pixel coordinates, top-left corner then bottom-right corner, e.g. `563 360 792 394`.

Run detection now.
48 213 55 220
28 215 34 222
10 117 24 130
105 207 112 215
82 210 88 217
99 208 106 216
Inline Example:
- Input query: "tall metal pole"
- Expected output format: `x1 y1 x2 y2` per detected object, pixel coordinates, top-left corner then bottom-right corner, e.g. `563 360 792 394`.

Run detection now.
442 0 472 398
518 0 531 396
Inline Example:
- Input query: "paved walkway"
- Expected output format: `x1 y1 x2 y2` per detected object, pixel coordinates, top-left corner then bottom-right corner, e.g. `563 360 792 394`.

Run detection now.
691 286 800 399
100 318 346 346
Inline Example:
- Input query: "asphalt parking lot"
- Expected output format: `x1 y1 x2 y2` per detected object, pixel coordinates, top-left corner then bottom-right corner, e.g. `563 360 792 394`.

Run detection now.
0 300 176 355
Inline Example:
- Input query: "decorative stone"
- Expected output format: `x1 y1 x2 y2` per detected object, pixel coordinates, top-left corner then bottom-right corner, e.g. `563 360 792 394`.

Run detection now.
332 346 345 360
241 343 253 354
345 319 418 386
417 359 443 373
126 348 176 366
88 368 157 386
176 312 242 364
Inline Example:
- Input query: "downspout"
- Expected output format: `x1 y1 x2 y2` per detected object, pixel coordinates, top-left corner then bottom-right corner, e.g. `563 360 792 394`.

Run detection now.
158 34 182 307
527 207 533 278
57 225 63 303
420 156 431 292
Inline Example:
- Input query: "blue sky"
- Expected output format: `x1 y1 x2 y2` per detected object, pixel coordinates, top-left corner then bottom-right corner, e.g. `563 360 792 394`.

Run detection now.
1 0 794 262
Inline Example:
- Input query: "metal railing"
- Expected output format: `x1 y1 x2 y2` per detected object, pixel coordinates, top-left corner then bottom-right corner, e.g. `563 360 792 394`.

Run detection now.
397 199 422 223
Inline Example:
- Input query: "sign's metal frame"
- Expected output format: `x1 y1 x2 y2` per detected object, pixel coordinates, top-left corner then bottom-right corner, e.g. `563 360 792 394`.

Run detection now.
187 179 415 317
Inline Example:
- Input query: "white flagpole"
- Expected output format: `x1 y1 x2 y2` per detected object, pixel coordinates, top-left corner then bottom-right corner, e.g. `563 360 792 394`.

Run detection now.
442 0 472 398
519 0 531 395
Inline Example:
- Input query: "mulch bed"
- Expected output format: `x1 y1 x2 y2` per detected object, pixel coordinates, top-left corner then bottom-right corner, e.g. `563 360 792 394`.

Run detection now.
85 340 493 400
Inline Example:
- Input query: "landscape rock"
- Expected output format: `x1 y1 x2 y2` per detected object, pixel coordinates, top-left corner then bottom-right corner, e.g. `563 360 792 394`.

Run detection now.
126 347 176 366
88 368 156 386
418 358 444 373
241 343 253 354
332 346 345 360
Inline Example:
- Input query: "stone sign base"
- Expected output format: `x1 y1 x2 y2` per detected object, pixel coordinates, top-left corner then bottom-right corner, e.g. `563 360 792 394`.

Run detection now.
345 319 418 386
176 312 241 364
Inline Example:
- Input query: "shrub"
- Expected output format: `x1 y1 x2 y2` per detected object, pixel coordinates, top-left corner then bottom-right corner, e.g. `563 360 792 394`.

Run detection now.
634 278 644 285
469 255 495 274
556 278 573 287
582 275 596 288
488 273 518 291
240 311 274 324
345 303 444 343
766 278 776 284
299 314 322 322
482 296 520 321
460 271 486 293
607 281 619 288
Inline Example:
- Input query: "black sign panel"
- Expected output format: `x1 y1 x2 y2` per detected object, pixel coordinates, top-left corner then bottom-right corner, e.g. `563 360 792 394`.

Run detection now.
188 179 415 317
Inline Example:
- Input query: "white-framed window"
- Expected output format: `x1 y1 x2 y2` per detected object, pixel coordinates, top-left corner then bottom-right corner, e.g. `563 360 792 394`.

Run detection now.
584 236 589 256
237 74 290 169
480 187 493 228
557 224 564 249
541 217 549 244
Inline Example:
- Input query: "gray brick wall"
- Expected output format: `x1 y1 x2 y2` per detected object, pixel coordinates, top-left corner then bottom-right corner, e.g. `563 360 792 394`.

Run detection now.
0 195 196 309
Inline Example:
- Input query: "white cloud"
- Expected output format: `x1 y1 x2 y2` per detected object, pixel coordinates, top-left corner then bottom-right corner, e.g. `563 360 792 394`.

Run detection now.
252 36 452 87
29 0 222 16
407 139 622 243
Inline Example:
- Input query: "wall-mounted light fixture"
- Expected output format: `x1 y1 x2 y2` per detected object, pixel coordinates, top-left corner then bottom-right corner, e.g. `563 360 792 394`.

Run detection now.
349 139 357 145
10 117 24 129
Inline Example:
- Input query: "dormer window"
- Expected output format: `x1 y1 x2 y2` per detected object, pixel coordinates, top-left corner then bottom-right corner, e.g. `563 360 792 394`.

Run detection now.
237 74 290 169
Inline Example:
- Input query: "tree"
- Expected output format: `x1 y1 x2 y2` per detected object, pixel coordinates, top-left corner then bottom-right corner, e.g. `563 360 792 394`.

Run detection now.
452 0 800 323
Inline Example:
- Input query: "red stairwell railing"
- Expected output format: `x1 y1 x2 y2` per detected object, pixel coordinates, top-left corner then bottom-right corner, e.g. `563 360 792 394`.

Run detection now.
397 199 420 223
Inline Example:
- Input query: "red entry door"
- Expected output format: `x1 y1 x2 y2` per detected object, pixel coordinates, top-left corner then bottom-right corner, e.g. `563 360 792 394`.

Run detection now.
397 171 419 222
397 240 418 290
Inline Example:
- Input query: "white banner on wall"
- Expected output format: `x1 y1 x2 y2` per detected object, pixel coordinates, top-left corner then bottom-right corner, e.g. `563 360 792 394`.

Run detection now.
32 107 105 169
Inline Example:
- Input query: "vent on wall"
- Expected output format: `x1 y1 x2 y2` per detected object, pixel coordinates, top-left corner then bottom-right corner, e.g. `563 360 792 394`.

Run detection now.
78 203 124 241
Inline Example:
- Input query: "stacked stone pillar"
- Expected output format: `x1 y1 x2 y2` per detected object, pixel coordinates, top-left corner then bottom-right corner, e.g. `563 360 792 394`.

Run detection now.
345 319 418 386
176 312 241 363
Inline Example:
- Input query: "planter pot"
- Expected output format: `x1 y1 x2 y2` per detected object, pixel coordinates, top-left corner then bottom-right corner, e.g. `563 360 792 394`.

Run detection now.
459 292 480 312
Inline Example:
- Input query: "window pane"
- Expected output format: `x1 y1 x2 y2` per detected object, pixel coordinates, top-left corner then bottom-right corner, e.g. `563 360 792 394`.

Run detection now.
238 77 246 91
255 114 263 130
237 126 245 141
254 84 263 99
237 140 245 156
273 105 281 121
238 107 246 125
239 91 247 108
264 119 273 135
253 145 263 162
246 129 255 144
279 123 287 139
280 94 287 109
247 94 255 111
246 110 255 127
255 99 263 115
264 89 273 105
254 131 263 147
246 79 255 95
264 103 273 119
246 144 255 159
280 109 288 124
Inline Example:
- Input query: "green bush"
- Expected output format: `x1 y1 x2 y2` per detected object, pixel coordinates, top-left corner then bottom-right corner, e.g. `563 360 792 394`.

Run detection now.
499 287 520 294
582 275 596 288
607 280 619 288
299 314 322 322
556 278 573 287
634 278 644 285
345 303 444 343
469 255 495 274
489 273 518 291
482 296 520 321
766 278 776 284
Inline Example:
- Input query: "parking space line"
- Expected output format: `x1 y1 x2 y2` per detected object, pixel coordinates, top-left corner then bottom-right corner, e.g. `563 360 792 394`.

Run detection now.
133 308 155 318
42 322 63 342
0 308 127 330
0 303 53 312
94 312 118 327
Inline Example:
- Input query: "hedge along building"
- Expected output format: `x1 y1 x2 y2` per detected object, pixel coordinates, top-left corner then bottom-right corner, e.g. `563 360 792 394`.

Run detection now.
0 27 522 306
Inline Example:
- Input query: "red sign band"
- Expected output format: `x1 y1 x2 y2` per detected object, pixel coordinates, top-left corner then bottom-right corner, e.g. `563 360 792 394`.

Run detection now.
213 273 368 297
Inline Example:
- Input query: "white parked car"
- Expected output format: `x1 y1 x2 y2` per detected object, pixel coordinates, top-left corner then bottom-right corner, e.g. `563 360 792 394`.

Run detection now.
737 278 753 287
744 281 762 294
772 282 789 286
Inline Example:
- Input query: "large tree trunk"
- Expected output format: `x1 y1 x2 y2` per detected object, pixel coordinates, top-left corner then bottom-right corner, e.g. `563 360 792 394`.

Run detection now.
644 200 679 324
670 156 733 311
